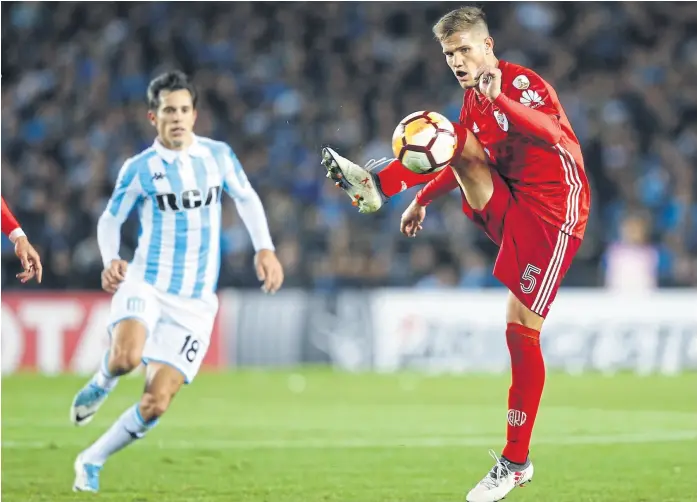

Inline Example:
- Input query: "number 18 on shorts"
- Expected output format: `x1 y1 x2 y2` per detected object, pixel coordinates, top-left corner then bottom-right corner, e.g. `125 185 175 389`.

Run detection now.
142 320 209 384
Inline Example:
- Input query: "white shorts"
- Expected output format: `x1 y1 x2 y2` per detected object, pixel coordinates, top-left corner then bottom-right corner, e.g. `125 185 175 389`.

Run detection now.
107 279 218 384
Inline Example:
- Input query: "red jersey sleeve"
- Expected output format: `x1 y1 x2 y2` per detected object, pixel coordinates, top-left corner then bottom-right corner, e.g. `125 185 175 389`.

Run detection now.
415 166 459 206
1 197 25 242
493 70 562 145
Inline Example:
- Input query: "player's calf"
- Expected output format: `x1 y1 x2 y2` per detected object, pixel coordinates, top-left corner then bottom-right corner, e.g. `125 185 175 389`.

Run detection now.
70 319 147 427
138 362 186 422
72 402 157 493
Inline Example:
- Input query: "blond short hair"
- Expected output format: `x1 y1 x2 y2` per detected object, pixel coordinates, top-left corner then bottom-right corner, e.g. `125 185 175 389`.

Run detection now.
432 6 489 41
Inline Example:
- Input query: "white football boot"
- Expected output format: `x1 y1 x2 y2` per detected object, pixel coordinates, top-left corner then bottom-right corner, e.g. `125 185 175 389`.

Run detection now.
73 453 102 492
320 146 388 214
466 450 534 502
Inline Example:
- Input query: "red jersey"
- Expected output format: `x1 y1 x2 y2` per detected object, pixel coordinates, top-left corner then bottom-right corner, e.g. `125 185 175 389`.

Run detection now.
459 60 590 240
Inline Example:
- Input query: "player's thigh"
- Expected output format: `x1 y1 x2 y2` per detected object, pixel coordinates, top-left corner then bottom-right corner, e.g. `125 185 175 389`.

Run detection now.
451 127 495 210
494 204 582 321
108 280 161 366
461 166 513 246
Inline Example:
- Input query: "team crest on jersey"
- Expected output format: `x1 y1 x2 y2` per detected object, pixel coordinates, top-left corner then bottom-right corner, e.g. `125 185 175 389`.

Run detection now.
520 90 544 109
513 75 530 90
493 110 509 132
472 122 480 133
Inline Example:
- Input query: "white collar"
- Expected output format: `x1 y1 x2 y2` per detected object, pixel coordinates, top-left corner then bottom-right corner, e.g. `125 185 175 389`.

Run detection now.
152 135 208 163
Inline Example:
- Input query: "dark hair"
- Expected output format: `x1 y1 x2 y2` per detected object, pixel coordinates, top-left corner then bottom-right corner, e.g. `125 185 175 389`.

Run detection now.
146 71 198 110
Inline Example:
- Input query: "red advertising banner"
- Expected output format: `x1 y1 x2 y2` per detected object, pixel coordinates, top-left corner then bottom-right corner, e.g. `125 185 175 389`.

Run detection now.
1 292 223 375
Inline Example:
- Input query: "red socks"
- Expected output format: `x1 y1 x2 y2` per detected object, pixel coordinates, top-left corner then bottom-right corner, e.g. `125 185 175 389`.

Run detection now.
376 160 440 197
502 322 545 464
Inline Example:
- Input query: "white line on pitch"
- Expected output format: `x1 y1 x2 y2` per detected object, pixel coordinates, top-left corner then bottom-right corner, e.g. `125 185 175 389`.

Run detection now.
2 431 696 450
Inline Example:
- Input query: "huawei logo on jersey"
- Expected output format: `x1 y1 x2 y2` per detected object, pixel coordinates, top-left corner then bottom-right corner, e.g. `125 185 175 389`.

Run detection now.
520 90 544 109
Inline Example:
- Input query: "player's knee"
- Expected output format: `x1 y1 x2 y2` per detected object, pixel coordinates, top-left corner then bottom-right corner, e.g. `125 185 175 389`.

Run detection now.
452 131 489 178
108 346 142 375
139 391 171 421
506 293 544 331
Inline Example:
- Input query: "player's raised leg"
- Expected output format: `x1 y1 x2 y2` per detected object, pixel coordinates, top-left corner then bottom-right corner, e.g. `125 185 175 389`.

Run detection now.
70 277 159 427
70 319 147 426
322 122 492 215
73 362 184 492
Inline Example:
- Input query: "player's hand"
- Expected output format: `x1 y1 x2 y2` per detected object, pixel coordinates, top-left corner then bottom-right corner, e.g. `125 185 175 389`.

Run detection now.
254 249 284 294
475 65 502 102
14 236 43 284
400 199 426 238
102 259 128 294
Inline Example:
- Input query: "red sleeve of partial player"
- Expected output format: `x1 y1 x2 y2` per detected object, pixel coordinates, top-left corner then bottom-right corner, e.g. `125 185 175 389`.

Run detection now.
1 197 21 236
414 166 460 206
493 93 561 145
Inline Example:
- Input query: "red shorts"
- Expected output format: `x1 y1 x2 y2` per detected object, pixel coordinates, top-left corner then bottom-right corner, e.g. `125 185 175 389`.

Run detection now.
461 169 582 318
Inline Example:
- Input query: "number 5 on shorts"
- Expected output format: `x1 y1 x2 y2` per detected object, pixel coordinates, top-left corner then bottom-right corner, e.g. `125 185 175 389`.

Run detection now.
520 263 542 294
179 335 200 363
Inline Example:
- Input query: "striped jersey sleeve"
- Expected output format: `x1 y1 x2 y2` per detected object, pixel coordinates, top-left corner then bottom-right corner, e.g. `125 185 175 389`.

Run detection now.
220 144 252 200
97 155 146 267
200 139 274 251
106 158 144 222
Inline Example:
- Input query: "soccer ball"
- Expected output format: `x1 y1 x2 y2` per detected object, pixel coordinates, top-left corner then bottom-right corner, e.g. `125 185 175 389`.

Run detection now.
391 111 458 174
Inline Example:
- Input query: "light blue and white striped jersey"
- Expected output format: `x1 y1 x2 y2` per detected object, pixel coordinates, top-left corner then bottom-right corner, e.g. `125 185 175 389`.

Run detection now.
98 135 272 302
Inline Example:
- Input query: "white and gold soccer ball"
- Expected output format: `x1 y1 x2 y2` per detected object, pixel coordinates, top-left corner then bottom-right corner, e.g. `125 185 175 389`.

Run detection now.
391 111 458 174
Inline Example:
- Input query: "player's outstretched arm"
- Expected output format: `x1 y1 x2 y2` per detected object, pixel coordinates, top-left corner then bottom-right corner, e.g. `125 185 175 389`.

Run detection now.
477 66 562 145
222 146 284 294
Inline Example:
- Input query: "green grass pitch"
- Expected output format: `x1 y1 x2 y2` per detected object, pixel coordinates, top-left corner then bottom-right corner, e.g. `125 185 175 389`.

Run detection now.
2 370 696 502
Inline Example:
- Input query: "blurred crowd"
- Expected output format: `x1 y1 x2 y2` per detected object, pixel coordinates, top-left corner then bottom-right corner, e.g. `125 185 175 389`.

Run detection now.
2 2 696 291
